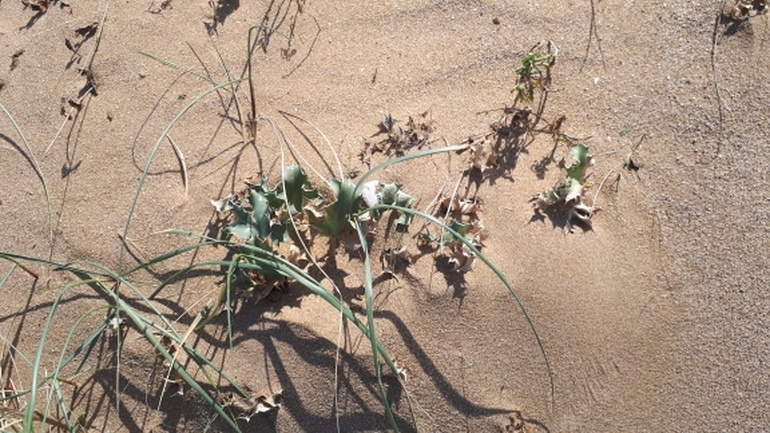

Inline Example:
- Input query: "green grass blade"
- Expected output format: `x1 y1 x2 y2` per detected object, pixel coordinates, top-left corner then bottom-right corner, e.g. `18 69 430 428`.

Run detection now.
0 263 16 288
355 144 467 192
139 51 216 85
0 102 54 236
356 220 399 431
43 305 112 432
110 295 242 432
23 279 72 432
118 78 244 271
159 232 402 364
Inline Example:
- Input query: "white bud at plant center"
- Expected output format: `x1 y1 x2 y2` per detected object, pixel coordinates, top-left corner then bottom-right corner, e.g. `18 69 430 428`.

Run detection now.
361 180 380 208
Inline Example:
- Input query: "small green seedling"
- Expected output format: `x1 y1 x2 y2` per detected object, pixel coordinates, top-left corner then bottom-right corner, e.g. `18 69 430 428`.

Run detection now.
512 41 557 105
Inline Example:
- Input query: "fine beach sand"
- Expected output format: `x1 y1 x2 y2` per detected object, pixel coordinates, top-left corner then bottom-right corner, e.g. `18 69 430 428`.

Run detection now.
1 1 769 431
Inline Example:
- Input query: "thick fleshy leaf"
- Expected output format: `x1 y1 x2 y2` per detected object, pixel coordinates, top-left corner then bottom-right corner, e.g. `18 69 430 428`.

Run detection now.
307 178 362 236
250 176 283 209
442 220 470 243
378 182 417 227
249 190 271 240
565 143 590 183
280 166 319 214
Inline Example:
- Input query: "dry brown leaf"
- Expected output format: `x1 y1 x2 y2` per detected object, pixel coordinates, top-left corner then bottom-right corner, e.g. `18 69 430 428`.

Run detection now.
253 390 283 413
390 358 408 382
448 249 476 273
21 0 49 13
225 389 284 422
467 138 496 172
731 0 768 18
441 196 481 216
503 411 525 432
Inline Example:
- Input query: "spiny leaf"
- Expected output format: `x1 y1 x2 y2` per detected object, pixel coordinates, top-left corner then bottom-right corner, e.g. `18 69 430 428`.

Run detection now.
225 191 282 247
306 178 361 236
249 176 283 209
379 182 417 227
280 166 319 215
442 220 470 243
250 191 271 240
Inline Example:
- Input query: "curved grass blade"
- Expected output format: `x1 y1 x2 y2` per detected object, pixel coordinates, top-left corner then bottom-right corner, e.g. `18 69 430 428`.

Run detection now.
1 254 249 422
145 230 416 427
79 265 244 431
0 263 16 289
354 144 467 192
139 51 216 84
23 277 73 432
119 78 244 271
112 296 242 432
0 102 54 236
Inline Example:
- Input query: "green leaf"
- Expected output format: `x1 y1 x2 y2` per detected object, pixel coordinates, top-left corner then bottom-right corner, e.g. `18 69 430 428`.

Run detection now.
226 200 254 241
307 178 362 236
280 166 319 215
365 182 418 228
223 191 276 248
442 220 470 243
250 176 283 209
379 182 401 206
249 190 271 240
565 143 590 183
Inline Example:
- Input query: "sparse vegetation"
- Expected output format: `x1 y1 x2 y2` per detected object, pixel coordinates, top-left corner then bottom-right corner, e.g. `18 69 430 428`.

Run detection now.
0 12 614 433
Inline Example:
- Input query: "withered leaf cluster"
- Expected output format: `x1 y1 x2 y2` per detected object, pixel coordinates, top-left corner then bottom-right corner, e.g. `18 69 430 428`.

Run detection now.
418 196 487 273
220 390 283 422
730 0 768 19
361 111 435 164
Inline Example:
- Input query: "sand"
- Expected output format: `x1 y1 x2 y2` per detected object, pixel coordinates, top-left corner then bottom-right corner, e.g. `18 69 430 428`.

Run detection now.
1 0 769 431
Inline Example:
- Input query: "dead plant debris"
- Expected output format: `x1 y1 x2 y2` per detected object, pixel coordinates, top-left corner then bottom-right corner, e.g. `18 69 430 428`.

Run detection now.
491 106 534 139
220 389 283 422
419 195 487 273
75 22 99 38
9 50 23 72
465 136 497 173
21 0 52 13
361 110 435 164
148 0 173 14
730 0 768 18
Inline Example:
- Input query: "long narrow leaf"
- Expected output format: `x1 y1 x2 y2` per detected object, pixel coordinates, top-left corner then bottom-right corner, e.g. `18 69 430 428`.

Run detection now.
0 102 54 235
139 51 216 84
119 78 244 271
356 220 399 431
355 144 467 192
23 280 73 432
